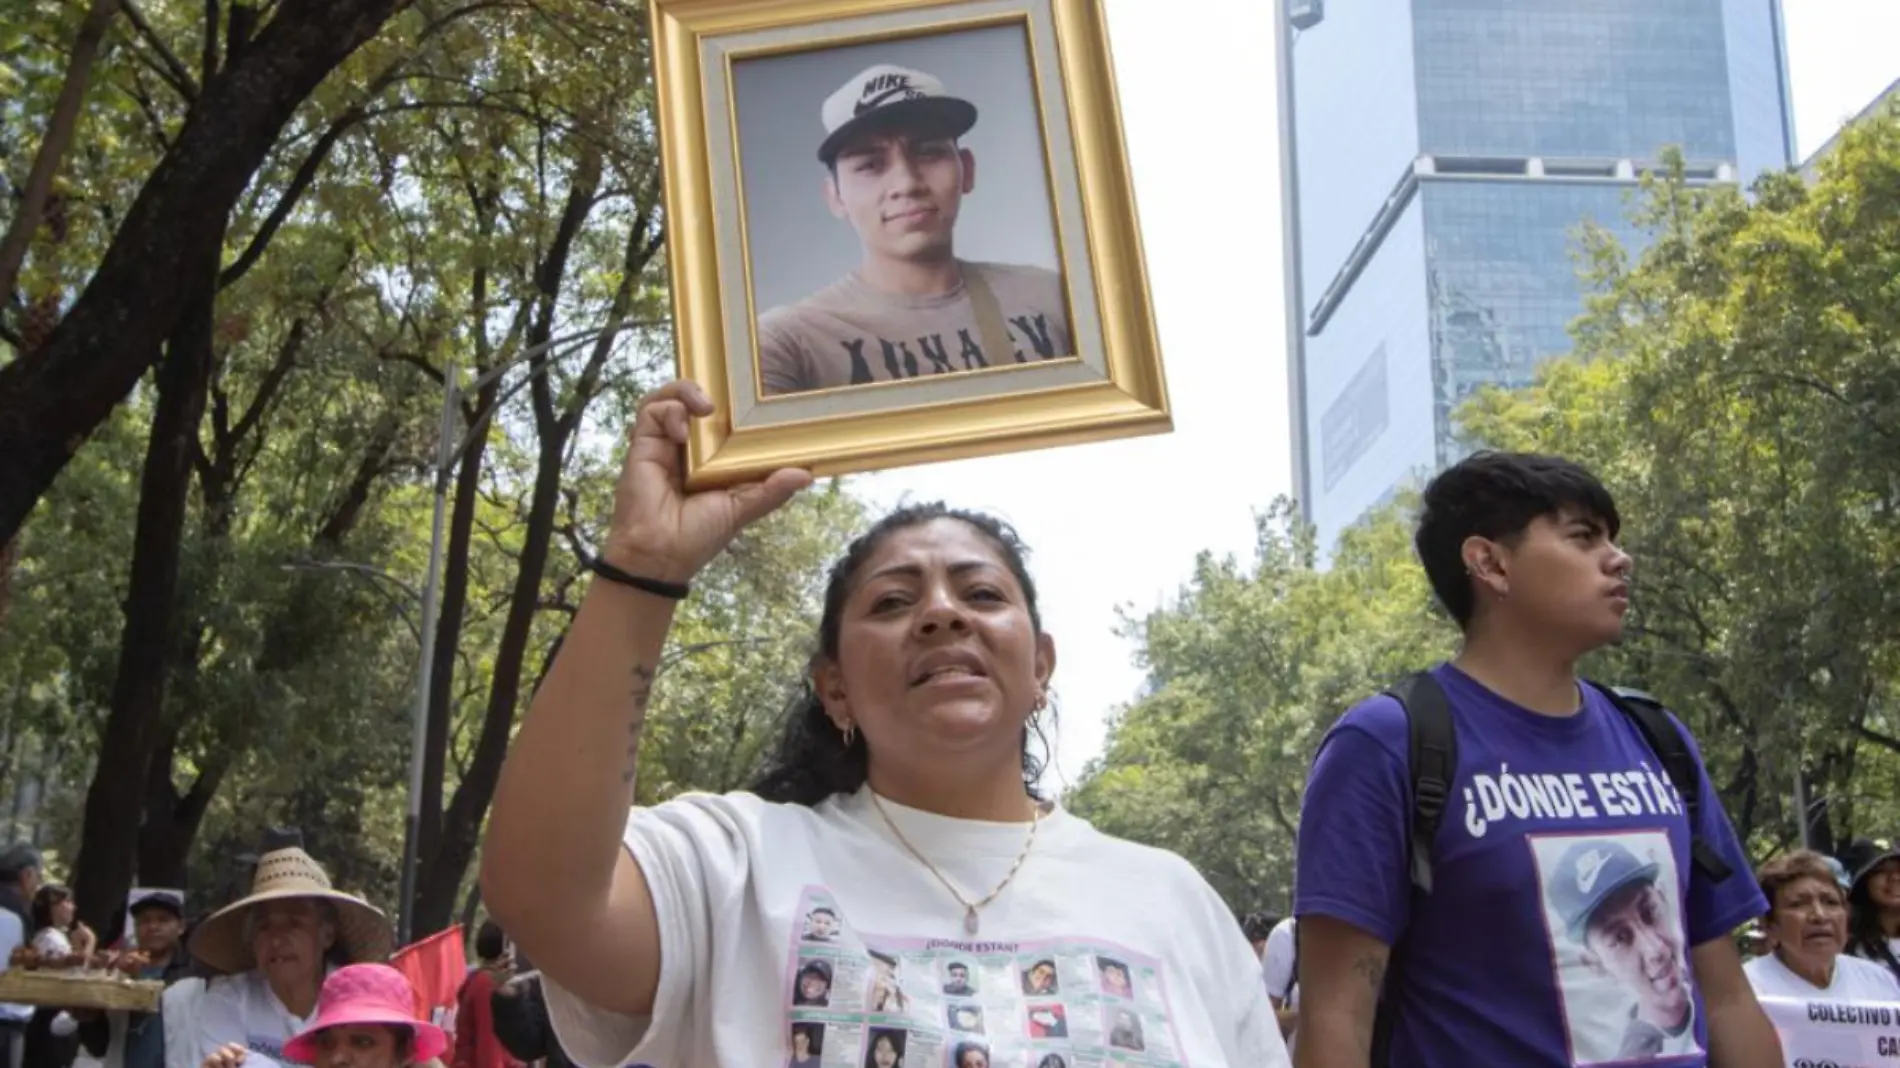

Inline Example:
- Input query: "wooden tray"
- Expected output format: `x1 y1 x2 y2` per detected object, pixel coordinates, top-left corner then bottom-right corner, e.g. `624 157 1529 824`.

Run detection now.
0 970 163 1012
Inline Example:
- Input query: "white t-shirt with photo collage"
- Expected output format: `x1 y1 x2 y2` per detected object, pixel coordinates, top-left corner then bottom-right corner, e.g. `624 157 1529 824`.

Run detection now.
543 787 1287 1068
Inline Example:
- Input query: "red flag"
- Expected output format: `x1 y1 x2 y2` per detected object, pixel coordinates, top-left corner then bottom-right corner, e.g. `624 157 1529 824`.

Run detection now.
390 925 466 1042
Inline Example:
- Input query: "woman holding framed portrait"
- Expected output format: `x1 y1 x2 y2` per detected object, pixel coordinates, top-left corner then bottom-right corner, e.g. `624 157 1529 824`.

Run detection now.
481 381 1286 1066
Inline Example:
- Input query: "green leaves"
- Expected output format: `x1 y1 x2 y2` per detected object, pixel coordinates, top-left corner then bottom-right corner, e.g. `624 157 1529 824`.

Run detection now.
1076 104 1900 901
1069 499 1453 911
1464 114 1900 854
0 0 862 920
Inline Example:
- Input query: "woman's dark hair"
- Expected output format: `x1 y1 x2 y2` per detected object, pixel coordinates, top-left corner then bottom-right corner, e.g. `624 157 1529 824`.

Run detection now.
30 885 71 932
1241 911 1282 943
750 503 1051 805
1847 852 1900 981
475 919 507 962
952 1041 989 1067
868 1030 904 1060
797 959 833 986
791 1021 823 1053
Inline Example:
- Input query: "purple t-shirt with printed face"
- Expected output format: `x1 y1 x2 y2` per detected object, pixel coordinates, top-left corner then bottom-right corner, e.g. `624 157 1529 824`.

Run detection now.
1295 665 1764 1068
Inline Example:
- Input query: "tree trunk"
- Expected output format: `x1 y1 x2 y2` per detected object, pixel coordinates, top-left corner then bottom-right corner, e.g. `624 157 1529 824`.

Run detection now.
0 0 411 544
411 156 604 933
412 439 567 933
415 380 497 866
0 0 122 306
133 412 401 891
69 270 216 931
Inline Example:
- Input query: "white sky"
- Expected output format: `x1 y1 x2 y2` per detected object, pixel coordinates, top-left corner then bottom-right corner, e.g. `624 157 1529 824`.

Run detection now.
848 0 1900 793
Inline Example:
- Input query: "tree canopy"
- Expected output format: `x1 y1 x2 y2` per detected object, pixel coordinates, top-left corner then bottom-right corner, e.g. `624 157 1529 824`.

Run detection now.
1071 104 1900 912
0 0 868 934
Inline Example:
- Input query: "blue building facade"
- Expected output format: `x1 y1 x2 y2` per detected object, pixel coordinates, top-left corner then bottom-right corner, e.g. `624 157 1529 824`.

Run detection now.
1277 0 1795 548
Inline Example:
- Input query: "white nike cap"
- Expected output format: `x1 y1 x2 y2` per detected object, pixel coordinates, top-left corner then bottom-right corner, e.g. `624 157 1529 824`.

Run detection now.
818 63 978 165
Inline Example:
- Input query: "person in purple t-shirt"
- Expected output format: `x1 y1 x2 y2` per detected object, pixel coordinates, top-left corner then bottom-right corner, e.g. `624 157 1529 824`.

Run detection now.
1292 453 1780 1068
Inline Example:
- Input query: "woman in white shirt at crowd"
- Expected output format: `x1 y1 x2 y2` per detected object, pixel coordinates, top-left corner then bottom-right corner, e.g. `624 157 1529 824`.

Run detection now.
1744 850 1900 1001
482 381 1286 1068
29 885 93 962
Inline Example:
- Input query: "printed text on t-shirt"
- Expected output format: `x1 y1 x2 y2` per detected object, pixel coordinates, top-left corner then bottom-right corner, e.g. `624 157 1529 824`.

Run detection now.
1463 761 1685 838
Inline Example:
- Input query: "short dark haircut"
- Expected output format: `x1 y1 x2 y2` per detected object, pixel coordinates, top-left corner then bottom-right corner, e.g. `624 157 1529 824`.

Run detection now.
475 919 506 962
1415 451 1621 627
1241 911 1281 943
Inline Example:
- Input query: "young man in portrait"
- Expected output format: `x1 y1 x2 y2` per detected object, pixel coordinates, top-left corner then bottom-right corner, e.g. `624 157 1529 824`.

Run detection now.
757 63 1071 396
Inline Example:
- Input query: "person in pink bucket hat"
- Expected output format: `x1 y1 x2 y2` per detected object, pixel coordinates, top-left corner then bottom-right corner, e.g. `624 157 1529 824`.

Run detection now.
199 964 447 1068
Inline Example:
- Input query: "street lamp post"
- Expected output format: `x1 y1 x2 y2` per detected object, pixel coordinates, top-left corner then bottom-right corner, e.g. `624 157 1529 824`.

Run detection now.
390 319 650 945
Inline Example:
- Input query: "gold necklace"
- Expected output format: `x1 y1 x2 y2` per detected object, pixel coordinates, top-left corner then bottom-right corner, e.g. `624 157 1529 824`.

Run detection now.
868 791 1041 936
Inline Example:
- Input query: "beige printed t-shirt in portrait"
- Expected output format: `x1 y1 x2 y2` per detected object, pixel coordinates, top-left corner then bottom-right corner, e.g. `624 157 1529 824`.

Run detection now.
757 261 1072 396
543 788 1287 1068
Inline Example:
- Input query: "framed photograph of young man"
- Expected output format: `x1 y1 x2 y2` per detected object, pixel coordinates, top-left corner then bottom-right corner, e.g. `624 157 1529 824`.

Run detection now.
651 0 1167 487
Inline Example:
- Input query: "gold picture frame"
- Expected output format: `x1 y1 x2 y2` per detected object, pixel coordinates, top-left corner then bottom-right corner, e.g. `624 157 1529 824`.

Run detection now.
651 0 1167 488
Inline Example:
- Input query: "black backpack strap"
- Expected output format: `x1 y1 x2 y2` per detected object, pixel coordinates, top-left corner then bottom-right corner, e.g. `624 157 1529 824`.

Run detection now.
1388 671 1458 895
1588 681 1734 884
1369 671 1458 1068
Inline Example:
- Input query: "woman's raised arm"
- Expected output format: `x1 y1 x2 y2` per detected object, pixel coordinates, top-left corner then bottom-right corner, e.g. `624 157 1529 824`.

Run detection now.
480 381 809 1016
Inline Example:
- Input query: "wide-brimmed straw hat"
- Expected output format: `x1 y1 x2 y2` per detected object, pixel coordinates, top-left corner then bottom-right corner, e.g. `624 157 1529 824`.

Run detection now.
189 848 392 975
283 964 448 1065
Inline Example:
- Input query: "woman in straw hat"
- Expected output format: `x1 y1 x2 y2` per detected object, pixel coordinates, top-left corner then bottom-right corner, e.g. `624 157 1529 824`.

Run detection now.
198 964 446 1068
162 847 391 1068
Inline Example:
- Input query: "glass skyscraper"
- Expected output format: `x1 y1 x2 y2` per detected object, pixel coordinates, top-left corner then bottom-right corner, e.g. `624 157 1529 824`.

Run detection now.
1276 0 1795 549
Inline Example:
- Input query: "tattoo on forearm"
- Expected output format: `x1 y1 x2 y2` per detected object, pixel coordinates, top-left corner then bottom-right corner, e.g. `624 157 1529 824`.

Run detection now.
630 663 654 713
1352 953 1388 993
623 664 654 784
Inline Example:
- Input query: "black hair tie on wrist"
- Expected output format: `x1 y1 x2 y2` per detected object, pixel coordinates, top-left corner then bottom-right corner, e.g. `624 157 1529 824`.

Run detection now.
585 554 691 600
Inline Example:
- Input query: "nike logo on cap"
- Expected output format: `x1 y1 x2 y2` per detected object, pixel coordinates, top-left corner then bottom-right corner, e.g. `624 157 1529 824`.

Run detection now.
1576 848 1610 894
855 84 926 115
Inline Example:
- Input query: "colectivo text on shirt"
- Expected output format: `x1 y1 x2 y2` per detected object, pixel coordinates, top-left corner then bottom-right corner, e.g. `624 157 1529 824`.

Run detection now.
1462 761 1686 838
835 312 1062 385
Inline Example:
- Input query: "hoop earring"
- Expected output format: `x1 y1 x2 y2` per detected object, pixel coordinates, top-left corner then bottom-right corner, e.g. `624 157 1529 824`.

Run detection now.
841 723 856 748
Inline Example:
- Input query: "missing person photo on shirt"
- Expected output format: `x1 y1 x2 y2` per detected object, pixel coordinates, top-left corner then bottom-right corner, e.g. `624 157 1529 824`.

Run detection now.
1095 955 1135 999
729 22 1072 399
862 1026 907 1068
1019 957 1060 997
793 957 835 1008
940 958 978 996
789 1021 824 1068
946 1001 985 1034
1026 1002 1068 1039
1530 830 1704 1065
802 905 842 942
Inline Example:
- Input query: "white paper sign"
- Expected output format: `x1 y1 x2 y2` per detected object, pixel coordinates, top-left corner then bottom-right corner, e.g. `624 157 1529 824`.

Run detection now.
1758 995 1900 1068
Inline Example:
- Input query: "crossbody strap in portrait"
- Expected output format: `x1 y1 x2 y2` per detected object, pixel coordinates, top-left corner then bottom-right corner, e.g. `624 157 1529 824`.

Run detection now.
962 264 1014 368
